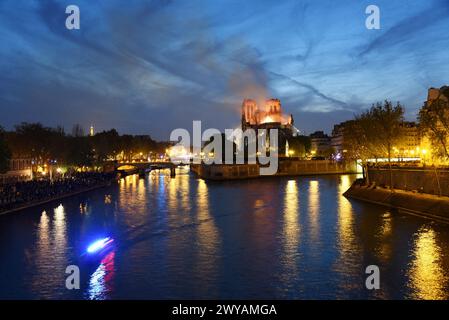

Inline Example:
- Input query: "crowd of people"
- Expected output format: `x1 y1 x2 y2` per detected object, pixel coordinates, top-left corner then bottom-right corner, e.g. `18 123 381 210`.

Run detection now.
0 172 116 213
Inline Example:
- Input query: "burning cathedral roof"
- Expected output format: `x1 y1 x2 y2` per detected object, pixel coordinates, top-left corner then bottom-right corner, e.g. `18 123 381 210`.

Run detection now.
241 98 293 126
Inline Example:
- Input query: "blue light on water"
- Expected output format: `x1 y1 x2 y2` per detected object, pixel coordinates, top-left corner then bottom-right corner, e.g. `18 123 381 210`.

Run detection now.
87 237 114 254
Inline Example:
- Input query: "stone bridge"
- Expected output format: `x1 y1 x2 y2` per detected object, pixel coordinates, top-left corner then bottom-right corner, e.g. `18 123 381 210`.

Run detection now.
116 161 177 177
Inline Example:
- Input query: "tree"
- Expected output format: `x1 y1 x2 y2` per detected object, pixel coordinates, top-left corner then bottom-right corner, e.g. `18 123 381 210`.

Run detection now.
343 119 378 183
3 122 170 168
370 101 404 164
0 126 11 174
290 135 310 158
91 129 121 162
63 136 94 167
344 101 404 186
9 122 65 162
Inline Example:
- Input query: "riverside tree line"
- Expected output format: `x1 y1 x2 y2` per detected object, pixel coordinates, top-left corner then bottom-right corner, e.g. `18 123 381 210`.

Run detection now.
341 86 449 188
343 86 449 166
0 123 170 174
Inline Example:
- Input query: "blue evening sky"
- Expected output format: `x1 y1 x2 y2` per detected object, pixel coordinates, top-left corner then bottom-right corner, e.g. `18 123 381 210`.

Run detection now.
1 0 448 139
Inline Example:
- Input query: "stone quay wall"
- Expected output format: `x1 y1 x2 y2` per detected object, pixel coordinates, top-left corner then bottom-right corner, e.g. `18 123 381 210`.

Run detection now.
368 167 449 197
191 160 357 180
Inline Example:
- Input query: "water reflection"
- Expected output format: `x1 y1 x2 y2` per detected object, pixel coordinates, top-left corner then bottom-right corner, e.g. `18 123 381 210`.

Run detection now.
179 170 190 211
308 180 320 240
167 168 191 216
332 175 362 295
79 202 89 214
197 180 209 221
337 175 354 246
54 204 67 250
31 211 51 295
168 176 179 212
281 180 300 285
283 180 300 253
377 212 393 262
118 174 151 225
37 211 50 250
88 251 116 300
408 227 447 300
336 175 357 255
194 179 220 294
30 205 67 297
3 172 449 300
136 178 147 215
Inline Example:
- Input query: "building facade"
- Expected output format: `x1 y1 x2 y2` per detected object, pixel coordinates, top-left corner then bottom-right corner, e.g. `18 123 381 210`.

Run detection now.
0 158 32 184
310 131 331 157
331 120 355 156
419 86 449 160
241 98 295 156
397 121 421 156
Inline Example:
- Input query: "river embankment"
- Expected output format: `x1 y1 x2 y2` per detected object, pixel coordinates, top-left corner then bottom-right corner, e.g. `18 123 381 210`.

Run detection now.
344 181 449 223
191 159 357 180
0 173 118 216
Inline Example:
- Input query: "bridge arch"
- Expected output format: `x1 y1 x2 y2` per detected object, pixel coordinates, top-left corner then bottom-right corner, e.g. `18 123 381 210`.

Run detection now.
116 164 138 171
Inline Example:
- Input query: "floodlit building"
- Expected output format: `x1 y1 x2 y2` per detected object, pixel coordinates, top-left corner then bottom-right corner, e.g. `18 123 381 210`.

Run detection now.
426 86 449 105
241 98 296 156
331 120 355 155
241 99 294 131
310 131 331 157
397 121 421 156
0 158 33 183
418 86 449 159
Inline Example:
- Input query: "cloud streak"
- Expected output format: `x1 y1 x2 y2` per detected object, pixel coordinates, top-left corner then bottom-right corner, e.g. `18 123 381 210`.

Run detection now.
0 0 449 138
359 0 449 57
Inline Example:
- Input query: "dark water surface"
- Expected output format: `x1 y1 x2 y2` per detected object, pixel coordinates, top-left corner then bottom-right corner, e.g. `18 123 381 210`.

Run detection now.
1 168 448 299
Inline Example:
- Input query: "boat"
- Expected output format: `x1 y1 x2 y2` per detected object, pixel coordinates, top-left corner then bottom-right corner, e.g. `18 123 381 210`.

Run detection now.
80 237 115 266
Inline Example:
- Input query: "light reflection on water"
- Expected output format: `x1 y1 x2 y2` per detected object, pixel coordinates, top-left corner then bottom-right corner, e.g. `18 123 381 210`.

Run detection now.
280 180 300 292
283 180 299 253
308 180 320 242
337 175 354 248
408 227 448 300
1 168 449 299
88 251 115 300
194 179 220 296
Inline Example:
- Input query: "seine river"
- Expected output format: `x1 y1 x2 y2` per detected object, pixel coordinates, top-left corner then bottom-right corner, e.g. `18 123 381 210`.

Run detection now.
1 167 449 299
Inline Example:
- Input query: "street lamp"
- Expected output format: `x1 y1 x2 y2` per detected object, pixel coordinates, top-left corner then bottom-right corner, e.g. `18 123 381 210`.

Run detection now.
421 149 428 165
